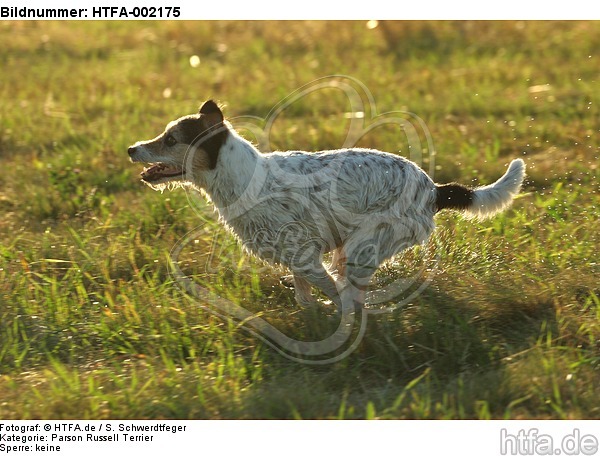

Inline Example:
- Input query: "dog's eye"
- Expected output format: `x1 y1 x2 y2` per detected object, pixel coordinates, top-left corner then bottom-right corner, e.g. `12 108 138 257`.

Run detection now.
164 134 177 147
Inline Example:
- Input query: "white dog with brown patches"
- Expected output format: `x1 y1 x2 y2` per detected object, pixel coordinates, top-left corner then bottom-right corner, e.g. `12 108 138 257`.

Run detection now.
128 100 525 312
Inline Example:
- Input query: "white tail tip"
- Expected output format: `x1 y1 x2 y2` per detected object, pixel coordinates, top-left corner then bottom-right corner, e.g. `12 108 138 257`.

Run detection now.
466 159 526 220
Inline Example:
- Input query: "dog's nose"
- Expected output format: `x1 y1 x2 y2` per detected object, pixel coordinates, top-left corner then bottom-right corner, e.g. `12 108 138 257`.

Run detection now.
128 146 136 157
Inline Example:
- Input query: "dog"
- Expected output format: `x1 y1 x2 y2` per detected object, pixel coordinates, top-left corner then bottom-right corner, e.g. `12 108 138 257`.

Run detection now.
128 100 525 313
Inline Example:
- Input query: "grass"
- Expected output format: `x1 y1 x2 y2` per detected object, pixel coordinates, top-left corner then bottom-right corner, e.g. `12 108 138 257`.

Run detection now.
0 20 598 419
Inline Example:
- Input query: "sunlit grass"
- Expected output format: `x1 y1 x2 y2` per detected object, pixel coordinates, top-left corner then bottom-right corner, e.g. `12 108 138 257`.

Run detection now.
0 21 598 419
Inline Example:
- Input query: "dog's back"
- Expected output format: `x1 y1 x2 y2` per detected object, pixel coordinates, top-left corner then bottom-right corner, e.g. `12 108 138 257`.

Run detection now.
265 148 436 218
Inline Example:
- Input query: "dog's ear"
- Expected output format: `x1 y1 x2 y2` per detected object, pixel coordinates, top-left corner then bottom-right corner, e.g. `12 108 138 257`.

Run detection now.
196 100 227 171
199 100 223 128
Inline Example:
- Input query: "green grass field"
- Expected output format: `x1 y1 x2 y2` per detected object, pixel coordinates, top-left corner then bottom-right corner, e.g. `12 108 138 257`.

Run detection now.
0 21 598 419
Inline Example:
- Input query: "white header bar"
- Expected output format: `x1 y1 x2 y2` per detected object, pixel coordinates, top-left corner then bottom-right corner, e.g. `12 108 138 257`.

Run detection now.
1 0 599 20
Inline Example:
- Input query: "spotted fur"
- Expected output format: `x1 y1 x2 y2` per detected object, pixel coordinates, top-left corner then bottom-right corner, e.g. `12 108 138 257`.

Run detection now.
128 101 526 311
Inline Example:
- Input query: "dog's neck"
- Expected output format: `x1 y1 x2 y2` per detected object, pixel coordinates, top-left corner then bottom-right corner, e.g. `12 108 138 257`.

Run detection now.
199 128 265 218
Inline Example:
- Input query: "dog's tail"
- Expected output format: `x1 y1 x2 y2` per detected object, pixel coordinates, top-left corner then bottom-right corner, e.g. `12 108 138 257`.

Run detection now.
435 158 525 220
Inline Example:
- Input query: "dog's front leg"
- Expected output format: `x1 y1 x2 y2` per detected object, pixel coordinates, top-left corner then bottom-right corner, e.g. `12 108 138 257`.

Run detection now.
292 266 342 309
292 274 316 307
328 247 347 279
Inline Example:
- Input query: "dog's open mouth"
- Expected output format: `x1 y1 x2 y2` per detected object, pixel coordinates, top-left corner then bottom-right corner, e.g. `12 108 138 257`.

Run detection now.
141 163 185 182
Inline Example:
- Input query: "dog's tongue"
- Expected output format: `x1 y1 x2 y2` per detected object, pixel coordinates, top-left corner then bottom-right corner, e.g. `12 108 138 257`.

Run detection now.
141 163 183 181
142 163 166 176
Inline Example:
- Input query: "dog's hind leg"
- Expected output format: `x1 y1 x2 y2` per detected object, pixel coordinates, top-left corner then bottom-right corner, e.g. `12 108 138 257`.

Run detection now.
341 231 389 311
340 262 375 312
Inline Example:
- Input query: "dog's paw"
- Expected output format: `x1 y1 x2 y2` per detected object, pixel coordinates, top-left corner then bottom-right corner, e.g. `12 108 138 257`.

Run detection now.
279 275 295 289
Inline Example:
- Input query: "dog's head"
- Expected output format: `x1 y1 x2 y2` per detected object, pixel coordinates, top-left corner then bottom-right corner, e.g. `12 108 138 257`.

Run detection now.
128 100 228 189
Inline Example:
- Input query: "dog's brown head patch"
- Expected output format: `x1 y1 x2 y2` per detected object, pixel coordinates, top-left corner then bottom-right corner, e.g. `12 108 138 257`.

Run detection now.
174 100 227 170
